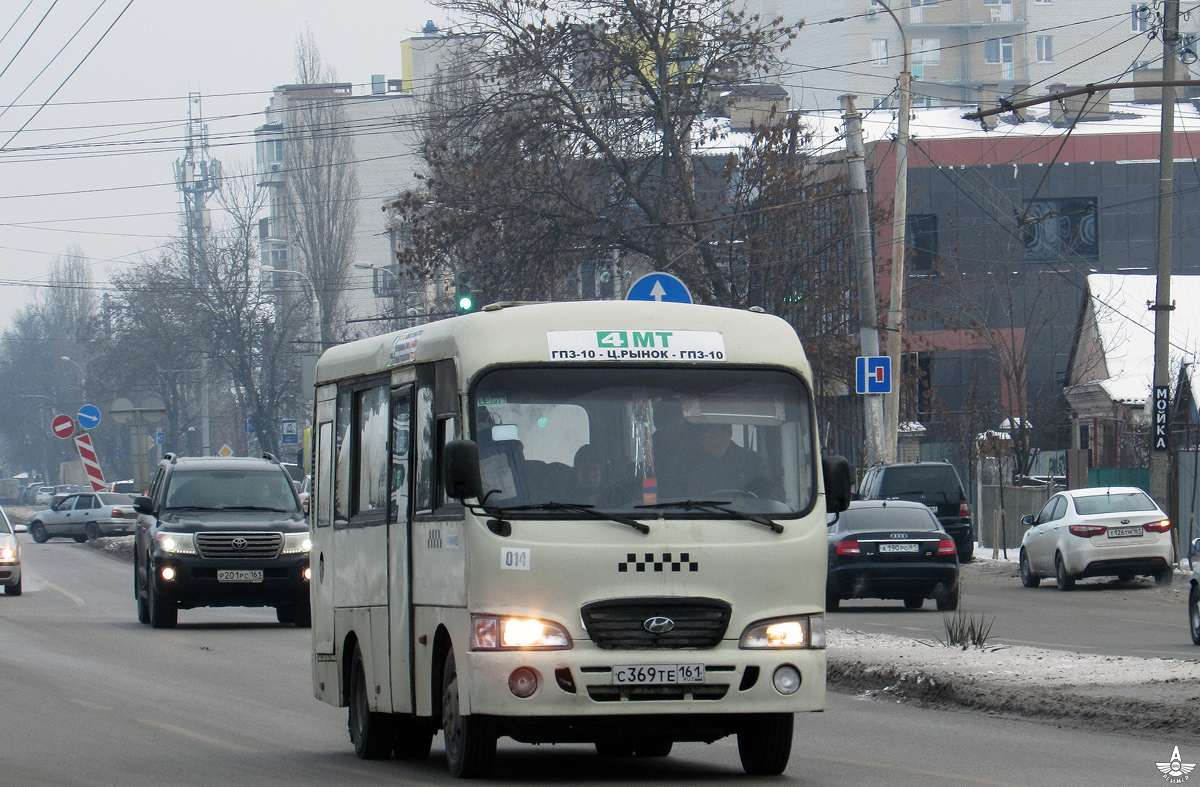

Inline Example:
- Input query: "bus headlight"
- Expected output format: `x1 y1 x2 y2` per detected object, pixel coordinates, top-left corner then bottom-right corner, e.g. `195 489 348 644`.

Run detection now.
471 615 572 650
155 532 196 555
739 614 825 649
282 532 312 554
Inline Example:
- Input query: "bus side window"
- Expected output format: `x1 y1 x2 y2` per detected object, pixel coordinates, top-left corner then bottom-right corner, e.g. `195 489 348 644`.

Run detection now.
436 416 458 507
314 421 334 527
414 385 435 513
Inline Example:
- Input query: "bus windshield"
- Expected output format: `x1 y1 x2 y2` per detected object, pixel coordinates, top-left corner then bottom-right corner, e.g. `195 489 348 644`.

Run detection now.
472 366 816 516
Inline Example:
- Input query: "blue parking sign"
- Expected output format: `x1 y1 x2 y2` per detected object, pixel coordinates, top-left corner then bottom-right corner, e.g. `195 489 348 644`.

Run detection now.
856 356 892 394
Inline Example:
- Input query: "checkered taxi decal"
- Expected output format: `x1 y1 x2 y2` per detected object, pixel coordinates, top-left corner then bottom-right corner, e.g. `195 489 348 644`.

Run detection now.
618 552 698 573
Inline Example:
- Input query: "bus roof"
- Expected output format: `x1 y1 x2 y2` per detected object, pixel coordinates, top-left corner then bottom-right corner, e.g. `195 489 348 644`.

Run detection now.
315 300 811 386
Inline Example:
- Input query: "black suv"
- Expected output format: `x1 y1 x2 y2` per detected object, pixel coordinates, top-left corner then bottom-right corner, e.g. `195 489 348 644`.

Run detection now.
858 461 973 562
133 454 311 629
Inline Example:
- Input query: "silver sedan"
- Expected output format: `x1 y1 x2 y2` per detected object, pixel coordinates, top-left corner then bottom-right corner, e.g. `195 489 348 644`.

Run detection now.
28 492 138 543
0 505 24 595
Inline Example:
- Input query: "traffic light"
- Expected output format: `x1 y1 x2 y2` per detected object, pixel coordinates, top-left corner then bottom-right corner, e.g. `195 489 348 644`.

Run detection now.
454 273 475 312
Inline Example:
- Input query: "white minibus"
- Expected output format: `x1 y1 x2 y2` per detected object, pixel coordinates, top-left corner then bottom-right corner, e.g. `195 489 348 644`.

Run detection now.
309 300 851 777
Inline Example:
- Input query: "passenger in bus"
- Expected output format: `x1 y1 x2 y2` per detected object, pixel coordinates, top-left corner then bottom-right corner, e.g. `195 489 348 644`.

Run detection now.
570 444 606 505
682 423 781 500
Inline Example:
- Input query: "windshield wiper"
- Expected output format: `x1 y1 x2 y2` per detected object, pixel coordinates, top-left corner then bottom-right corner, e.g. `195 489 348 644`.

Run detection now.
636 499 783 534
221 505 294 513
483 501 650 534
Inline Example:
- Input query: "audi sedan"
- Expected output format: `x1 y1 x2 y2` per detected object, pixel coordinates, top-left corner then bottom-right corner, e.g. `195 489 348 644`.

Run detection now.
826 500 960 611
1019 487 1173 591
28 492 139 543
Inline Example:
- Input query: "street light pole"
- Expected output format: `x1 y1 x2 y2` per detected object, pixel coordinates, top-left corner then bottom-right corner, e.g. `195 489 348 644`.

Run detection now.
261 265 322 352
60 356 86 400
876 0 911 464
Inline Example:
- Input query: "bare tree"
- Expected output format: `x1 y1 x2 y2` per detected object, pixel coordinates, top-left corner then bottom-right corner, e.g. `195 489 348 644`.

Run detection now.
391 0 804 306
286 31 359 346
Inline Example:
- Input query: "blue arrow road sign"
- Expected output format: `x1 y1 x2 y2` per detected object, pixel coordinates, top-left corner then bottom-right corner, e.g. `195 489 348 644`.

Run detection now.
625 272 693 304
856 356 892 394
77 404 101 430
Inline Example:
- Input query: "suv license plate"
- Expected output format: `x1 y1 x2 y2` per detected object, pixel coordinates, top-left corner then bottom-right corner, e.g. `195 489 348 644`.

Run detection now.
217 569 263 582
878 543 919 553
1106 527 1142 538
612 664 705 685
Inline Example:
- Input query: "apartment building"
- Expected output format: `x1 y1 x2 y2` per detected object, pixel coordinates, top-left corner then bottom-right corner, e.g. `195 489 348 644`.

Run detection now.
756 0 1199 110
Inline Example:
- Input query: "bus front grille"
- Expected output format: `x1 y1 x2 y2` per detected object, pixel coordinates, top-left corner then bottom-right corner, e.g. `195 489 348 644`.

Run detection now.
581 597 731 649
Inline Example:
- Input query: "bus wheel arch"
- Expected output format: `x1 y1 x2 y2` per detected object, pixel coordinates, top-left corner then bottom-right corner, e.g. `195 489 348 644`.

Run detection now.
430 625 453 722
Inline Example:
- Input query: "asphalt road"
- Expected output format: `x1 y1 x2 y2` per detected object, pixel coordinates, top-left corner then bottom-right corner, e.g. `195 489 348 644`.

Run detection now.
0 538 1191 786
829 557 1196 660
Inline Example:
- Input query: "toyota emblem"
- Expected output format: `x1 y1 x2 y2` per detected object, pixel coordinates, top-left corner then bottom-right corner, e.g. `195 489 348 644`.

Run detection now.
231 537 249 550
643 616 675 634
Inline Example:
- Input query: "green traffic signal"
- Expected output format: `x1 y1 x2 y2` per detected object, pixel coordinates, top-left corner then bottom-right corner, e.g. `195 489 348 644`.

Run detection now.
457 291 474 311
454 273 475 312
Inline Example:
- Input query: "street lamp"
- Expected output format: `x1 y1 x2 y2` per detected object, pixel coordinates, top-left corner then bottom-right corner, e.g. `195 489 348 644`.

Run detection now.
261 264 323 351
60 356 86 399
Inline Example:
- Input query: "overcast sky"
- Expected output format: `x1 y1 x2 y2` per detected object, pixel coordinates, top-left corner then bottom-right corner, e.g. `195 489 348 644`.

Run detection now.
0 0 440 332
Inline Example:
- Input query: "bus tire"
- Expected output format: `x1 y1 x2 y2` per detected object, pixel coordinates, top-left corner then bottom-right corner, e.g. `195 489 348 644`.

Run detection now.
441 649 496 778
737 713 793 776
348 644 394 759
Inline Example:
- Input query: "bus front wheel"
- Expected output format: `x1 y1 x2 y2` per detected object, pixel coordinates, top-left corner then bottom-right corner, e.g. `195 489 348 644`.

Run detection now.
737 713 794 776
348 644 394 759
441 649 496 778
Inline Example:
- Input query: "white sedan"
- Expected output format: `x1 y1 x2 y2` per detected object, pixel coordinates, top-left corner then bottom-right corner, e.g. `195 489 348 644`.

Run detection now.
1019 487 1173 590
27 492 139 543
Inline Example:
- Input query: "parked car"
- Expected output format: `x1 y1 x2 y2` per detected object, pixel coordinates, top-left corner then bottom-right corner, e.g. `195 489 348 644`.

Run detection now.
109 479 139 494
0 505 25 596
1019 486 1173 591
826 499 960 611
52 485 84 505
133 454 311 628
33 486 55 506
858 461 974 562
28 492 139 543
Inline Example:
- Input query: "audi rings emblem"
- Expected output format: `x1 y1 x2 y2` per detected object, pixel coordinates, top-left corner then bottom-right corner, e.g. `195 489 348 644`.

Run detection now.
231 537 249 550
643 616 675 634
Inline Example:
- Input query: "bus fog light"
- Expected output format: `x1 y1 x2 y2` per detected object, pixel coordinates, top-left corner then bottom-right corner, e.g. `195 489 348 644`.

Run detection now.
161 566 176 581
772 665 801 695
508 667 539 698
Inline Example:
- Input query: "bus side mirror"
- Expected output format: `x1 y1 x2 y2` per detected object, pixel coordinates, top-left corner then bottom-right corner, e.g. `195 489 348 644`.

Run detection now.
822 455 852 513
444 440 482 501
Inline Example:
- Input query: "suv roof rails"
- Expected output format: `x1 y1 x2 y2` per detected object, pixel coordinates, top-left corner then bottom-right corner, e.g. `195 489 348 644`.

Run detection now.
164 452 178 464
262 452 279 463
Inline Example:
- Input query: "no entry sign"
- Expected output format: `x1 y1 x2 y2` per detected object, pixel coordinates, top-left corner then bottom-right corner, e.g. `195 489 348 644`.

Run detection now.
51 414 76 439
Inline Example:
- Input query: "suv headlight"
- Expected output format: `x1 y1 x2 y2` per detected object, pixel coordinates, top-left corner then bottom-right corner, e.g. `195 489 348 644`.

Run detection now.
740 614 825 649
471 614 572 650
282 532 312 554
155 531 196 555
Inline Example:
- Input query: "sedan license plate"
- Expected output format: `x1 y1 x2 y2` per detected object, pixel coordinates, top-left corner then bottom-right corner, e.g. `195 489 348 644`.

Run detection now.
1106 527 1142 538
878 542 919 553
612 664 705 685
217 569 263 583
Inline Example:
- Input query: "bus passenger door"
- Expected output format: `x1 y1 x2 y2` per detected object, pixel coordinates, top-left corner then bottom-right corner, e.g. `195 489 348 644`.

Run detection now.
388 386 415 713
312 407 336 655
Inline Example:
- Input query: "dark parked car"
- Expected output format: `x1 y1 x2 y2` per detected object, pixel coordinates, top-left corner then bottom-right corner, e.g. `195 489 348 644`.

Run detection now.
858 461 974 562
133 453 311 629
826 500 960 611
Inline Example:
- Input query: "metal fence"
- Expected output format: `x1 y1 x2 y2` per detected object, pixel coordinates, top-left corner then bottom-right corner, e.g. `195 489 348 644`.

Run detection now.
976 484 1059 553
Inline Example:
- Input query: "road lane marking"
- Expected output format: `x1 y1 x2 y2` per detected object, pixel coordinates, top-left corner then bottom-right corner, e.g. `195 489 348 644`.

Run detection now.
137 718 261 753
71 699 112 711
808 753 1039 786
40 577 86 607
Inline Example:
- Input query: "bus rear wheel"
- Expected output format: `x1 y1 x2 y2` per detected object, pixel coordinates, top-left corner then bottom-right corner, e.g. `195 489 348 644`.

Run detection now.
441 648 496 777
348 643 394 759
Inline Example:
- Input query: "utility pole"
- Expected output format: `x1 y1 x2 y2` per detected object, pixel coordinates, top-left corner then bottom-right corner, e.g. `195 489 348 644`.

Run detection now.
1150 0 1179 527
842 94 886 466
174 93 222 276
879 1 911 463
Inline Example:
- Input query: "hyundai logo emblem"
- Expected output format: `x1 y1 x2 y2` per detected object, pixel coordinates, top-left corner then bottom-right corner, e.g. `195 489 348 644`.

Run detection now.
231 537 249 550
643 616 675 634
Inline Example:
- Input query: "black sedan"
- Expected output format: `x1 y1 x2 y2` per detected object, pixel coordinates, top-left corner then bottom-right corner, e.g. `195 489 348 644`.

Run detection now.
826 500 960 611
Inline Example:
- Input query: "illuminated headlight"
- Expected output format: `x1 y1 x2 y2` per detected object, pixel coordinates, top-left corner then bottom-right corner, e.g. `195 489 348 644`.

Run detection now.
0 546 16 561
739 614 825 649
155 532 196 555
282 532 312 554
471 614 572 650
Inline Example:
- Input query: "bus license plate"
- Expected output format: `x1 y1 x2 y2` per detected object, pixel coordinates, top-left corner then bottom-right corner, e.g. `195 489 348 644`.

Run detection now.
878 543 919 553
612 664 705 685
217 569 263 582
1106 527 1142 538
